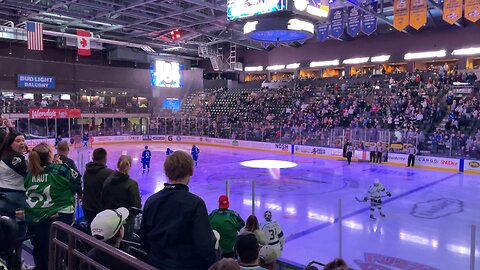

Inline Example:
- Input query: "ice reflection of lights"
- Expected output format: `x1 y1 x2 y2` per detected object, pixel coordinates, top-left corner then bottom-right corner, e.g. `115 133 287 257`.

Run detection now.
268 168 281 180
133 157 139 161
240 160 298 169
343 221 364 230
265 202 282 211
285 207 297 215
447 244 479 256
307 211 334 223
399 232 438 248
243 199 261 207
369 222 384 234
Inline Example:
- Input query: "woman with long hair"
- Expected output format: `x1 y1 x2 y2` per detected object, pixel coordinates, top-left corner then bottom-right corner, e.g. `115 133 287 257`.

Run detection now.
0 131 27 270
101 154 141 241
239 215 267 246
24 142 82 270
0 131 27 216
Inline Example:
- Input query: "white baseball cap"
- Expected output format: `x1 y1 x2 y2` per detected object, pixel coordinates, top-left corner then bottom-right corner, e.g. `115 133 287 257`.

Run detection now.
91 207 129 241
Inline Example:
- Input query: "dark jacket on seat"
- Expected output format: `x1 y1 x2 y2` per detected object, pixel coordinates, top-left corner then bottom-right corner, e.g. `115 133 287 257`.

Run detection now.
101 171 141 223
82 162 114 213
140 183 217 270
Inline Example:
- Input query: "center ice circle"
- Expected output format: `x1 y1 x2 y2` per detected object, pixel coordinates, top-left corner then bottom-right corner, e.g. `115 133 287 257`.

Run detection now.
240 160 298 169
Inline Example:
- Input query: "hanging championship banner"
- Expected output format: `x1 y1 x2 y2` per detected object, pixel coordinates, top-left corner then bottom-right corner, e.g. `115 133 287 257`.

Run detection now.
409 0 427 29
394 0 410 31
347 6 362 37
330 8 345 39
316 24 329 41
443 0 463 24
362 1 378 35
465 0 480 22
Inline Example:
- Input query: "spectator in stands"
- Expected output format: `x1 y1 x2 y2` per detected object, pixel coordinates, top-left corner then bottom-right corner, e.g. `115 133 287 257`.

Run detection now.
323 258 351 270
101 155 141 241
82 148 114 230
88 207 136 270
24 142 81 270
140 150 217 270
209 195 245 258
0 131 27 270
0 115 15 144
209 258 241 270
239 215 267 246
235 234 266 270
56 140 78 172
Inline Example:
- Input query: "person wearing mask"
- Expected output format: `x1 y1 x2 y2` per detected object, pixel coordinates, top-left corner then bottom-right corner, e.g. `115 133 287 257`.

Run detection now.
82 148 114 230
101 155 141 241
0 131 27 270
140 151 217 270
24 142 82 270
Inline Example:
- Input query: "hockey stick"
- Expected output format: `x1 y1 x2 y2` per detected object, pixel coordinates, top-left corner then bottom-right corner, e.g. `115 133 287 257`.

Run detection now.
355 195 390 202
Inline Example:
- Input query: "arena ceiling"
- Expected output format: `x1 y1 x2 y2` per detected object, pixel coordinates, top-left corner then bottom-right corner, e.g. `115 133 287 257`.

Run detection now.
0 0 469 57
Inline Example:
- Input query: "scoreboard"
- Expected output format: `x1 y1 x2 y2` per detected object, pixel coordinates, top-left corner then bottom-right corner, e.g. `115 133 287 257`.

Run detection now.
227 0 288 20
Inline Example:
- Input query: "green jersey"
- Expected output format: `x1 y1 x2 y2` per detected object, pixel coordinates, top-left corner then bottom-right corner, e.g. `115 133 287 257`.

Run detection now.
209 209 245 254
24 163 82 223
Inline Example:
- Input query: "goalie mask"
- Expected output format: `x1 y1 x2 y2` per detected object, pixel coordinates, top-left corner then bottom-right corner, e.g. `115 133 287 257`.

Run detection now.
264 210 272 221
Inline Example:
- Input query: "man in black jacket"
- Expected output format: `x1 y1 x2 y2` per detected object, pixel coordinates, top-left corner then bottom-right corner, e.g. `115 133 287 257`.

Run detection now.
82 148 113 230
56 141 79 172
140 151 217 270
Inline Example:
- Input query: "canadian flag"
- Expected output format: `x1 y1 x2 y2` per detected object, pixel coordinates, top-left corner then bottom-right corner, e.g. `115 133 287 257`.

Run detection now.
77 29 91 56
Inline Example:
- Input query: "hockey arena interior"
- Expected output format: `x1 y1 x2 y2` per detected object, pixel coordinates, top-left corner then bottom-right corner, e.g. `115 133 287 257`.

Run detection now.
0 0 480 269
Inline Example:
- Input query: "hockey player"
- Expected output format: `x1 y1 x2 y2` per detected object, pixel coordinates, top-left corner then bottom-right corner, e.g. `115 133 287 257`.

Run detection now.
363 179 392 220
82 132 89 148
191 145 200 166
166 148 173 156
407 145 418 167
261 210 285 261
141 146 152 174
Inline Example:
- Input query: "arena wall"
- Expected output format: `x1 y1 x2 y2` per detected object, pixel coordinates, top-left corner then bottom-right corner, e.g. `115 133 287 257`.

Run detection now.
28 135 478 174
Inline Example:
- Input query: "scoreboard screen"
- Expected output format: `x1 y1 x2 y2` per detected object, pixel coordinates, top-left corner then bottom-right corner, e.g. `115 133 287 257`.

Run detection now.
227 0 287 20
150 60 182 88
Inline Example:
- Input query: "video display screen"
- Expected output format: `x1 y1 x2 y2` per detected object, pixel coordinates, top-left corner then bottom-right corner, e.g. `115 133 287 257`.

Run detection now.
150 60 182 88
162 98 181 112
227 0 287 20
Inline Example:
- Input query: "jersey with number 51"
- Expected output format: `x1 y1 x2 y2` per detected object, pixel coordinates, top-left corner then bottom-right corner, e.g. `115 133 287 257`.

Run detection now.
24 163 82 223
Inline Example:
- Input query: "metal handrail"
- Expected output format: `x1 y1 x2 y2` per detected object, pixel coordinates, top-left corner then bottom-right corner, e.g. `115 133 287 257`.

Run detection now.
49 221 156 270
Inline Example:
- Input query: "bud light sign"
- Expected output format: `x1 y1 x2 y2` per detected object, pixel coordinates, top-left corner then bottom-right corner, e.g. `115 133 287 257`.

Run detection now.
17 74 55 89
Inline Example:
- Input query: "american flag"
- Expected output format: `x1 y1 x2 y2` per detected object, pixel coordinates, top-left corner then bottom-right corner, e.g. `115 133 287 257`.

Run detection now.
26 21 43 51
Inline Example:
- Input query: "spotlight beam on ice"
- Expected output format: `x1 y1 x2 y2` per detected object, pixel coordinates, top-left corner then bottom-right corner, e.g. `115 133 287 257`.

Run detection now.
240 160 298 169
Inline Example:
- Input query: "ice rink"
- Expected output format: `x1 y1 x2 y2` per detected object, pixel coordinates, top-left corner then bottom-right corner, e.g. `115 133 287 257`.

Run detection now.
72 143 480 269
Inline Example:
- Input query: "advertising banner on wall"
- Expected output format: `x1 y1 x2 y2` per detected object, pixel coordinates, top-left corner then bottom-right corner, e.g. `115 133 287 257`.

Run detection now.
316 24 329 41
17 74 55 89
347 6 362 37
394 0 410 31
409 0 427 29
361 1 378 35
29 108 81 119
464 0 480 22
464 159 480 173
443 0 463 24
329 8 345 39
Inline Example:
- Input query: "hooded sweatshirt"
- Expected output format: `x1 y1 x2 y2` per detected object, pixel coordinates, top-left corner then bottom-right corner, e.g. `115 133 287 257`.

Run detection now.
82 162 113 213
101 171 141 223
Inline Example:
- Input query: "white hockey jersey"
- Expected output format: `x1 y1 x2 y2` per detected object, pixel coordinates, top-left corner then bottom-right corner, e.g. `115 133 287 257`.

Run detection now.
366 183 390 200
261 220 285 251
